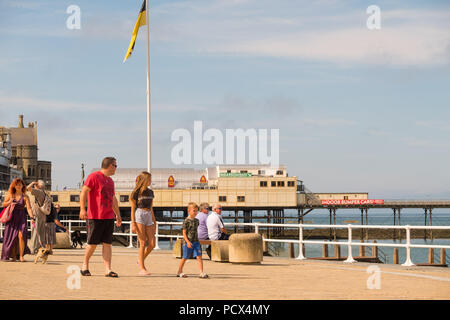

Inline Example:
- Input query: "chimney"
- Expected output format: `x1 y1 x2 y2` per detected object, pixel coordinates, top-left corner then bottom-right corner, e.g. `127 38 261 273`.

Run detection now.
18 115 24 128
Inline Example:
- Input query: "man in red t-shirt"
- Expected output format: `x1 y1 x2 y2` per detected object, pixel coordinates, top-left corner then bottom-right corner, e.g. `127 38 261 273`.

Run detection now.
79 157 122 278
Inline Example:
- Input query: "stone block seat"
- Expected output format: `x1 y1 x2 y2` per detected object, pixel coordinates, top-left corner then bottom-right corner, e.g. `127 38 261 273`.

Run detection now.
53 232 72 249
211 240 229 262
172 239 212 259
228 233 263 264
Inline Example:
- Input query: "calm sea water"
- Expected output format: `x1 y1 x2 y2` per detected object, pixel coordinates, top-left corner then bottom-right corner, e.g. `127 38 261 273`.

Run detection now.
159 209 450 265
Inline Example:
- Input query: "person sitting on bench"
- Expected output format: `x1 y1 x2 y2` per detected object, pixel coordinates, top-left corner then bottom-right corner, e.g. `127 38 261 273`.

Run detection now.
206 204 229 241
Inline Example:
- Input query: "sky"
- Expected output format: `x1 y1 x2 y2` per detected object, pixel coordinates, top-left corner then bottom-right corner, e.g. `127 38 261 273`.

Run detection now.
0 0 449 199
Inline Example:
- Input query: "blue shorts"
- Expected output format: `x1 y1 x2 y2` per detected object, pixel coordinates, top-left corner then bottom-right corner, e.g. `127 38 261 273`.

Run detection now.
182 241 202 259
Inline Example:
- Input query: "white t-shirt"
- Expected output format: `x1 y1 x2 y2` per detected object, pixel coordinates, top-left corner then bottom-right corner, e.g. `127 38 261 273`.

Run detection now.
206 212 224 240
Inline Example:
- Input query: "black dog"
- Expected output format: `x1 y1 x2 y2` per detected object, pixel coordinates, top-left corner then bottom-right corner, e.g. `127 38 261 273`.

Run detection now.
71 230 83 248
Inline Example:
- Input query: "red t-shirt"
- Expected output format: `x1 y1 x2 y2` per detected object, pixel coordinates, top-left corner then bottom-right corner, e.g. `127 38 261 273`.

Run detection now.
84 171 115 220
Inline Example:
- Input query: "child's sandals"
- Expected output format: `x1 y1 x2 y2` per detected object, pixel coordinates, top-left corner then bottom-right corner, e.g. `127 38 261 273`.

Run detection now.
177 273 187 278
199 272 209 279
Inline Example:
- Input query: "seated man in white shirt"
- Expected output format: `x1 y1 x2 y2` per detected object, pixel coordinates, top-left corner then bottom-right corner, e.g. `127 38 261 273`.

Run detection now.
206 204 229 241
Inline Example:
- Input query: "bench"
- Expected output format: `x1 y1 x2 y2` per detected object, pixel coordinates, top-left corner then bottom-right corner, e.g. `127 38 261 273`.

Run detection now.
173 239 228 260
172 239 212 259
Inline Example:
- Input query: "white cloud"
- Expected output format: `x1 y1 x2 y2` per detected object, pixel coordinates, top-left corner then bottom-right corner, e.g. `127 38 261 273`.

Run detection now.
402 137 450 149
0 92 141 112
416 120 450 132
300 118 356 127
207 26 450 66
150 5 450 67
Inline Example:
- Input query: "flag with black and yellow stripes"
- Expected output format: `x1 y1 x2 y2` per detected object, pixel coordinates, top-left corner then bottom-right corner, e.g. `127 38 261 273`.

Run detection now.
123 0 147 63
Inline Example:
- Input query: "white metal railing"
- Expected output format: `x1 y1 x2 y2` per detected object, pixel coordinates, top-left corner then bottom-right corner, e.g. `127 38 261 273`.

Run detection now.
1 220 449 267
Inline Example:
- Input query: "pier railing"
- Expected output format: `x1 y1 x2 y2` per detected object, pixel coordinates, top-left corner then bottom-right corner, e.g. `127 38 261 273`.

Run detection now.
1 220 449 267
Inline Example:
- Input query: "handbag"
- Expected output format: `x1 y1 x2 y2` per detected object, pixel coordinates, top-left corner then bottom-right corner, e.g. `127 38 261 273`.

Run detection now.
0 202 16 224
40 193 52 215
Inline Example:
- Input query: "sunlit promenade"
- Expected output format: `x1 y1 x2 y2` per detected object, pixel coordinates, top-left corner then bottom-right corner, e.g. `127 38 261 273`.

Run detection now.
1 246 449 300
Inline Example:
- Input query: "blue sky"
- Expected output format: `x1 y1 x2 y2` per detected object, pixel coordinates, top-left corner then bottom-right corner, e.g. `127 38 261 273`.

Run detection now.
0 0 449 199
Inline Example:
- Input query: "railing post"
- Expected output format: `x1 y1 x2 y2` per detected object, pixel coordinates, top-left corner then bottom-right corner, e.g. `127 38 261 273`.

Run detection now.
68 221 72 234
296 224 306 260
154 221 160 250
440 248 446 265
344 225 356 263
402 225 415 266
127 222 134 248
254 223 259 235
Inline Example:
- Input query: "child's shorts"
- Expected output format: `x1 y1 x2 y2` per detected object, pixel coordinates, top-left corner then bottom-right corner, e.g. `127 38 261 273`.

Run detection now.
182 241 202 259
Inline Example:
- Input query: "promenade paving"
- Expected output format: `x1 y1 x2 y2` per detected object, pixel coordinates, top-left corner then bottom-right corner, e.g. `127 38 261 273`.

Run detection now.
0 245 449 300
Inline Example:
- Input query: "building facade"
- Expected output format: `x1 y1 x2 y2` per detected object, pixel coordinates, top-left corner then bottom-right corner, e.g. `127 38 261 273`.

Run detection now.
49 165 300 212
0 115 52 190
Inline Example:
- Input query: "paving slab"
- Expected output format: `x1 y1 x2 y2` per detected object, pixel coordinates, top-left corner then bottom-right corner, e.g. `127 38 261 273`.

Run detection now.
0 245 449 300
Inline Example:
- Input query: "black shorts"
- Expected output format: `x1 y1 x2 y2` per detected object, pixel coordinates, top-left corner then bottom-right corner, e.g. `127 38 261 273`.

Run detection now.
87 219 114 245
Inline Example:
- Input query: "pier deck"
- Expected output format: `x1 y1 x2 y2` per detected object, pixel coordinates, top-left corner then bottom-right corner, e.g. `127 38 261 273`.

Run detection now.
1 246 449 300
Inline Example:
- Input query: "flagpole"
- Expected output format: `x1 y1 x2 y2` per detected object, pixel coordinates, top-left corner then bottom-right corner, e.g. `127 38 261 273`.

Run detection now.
146 0 151 173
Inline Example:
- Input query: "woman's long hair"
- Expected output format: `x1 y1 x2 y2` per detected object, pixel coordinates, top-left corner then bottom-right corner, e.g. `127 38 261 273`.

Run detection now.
131 172 152 200
8 178 26 196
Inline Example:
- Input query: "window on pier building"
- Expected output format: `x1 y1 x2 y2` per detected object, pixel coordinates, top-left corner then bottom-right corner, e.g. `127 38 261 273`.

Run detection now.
276 170 283 175
271 181 276 187
287 181 295 187
28 167 31 176
51 195 58 202
237 196 245 202
70 195 80 202
120 195 129 202
219 196 227 202
277 181 285 187
260 181 268 187
41 169 44 177
344 196 349 200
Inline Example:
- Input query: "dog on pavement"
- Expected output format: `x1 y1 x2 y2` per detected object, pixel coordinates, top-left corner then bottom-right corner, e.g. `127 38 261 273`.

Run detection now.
71 230 83 248
34 248 50 264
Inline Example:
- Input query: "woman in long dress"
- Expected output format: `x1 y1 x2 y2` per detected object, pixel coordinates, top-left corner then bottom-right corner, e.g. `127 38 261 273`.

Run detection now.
1 178 34 262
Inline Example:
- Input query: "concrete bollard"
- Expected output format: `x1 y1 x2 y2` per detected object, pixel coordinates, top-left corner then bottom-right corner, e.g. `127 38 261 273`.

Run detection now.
441 249 446 265
172 239 183 258
211 240 229 262
322 244 329 258
53 232 72 249
334 244 341 259
229 233 263 264
428 248 434 264
393 248 399 264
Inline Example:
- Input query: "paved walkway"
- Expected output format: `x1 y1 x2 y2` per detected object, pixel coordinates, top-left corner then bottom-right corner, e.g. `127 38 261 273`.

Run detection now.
0 245 449 300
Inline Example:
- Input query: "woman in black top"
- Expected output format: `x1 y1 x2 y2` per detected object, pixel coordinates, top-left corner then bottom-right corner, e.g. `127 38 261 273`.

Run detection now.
130 171 155 276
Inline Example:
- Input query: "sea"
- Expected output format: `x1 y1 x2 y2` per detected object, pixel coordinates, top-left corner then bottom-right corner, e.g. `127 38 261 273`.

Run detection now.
158 208 450 265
